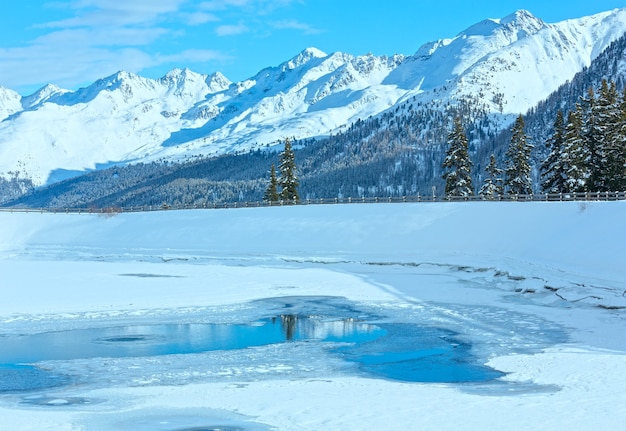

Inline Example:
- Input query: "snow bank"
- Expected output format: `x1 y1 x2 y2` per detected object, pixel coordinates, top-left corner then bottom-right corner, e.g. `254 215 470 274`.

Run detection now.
2 201 624 279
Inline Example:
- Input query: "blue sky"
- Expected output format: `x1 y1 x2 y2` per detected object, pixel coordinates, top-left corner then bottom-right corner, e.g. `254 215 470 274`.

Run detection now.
1 0 625 95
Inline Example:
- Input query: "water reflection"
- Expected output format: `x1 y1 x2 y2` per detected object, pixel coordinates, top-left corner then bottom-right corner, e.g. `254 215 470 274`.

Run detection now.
279 315 297 341
0 316 385 365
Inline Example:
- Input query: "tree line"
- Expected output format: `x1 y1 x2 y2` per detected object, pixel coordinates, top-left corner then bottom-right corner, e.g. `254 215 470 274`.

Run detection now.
442 79 626 198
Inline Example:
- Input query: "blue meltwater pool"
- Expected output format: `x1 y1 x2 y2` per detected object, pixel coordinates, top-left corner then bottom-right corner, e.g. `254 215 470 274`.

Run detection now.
0 312 504 392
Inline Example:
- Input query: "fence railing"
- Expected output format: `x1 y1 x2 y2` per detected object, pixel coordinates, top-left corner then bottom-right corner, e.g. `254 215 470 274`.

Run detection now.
1 191 625 215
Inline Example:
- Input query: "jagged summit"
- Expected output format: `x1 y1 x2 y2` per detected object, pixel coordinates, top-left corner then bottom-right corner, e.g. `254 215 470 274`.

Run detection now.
159 68 231 93
500 9 544 26
21 84 69 109
500 9 547 35
98 70 141 86
460 10 546 38
163 67 198 80
284 47 328 70
461 18 502 37
161 69 200 86
299 47 328 59
414 10 545 60
206 71 232 91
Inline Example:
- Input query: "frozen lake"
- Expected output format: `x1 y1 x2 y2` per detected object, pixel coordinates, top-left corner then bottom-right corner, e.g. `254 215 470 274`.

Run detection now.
1 203 625 430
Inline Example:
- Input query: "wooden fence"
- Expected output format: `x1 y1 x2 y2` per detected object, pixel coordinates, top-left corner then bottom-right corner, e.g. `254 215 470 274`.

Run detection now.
0 191 625 215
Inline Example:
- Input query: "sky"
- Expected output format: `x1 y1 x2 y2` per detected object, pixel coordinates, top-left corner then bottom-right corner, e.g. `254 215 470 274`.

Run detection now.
1 0 625 95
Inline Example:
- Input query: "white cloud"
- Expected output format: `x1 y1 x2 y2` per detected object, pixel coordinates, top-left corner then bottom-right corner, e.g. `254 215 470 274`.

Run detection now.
0 44 153 92
0 1 235 93
200 0 253 12
200 0 298 15
0 41 229 94
272 19 323 35
41 0 188 28
182 12 219 26
0 0 310 93
34 26 169 48
215 23 249 36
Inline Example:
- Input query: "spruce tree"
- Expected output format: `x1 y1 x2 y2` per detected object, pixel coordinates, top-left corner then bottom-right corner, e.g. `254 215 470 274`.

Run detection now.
603 83 625 191
562 107 587 193
479 154 503 198
278 138 300 202
586 81 618 191
442 117 474 197
263 164 279 202
541 110 567 193
504 114 533 195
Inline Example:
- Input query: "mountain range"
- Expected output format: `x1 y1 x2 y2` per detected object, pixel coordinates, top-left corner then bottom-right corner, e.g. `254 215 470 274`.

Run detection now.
1 8 626 194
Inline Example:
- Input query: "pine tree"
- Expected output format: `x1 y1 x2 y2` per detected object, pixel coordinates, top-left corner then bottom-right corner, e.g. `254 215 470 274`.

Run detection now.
586 81 618 191
479 154 503 198
278 138 300 202
263 164 279 202
442 117 474 197
562 107 587 193
541 110 567 193
603 83 625 191
504 114 533 195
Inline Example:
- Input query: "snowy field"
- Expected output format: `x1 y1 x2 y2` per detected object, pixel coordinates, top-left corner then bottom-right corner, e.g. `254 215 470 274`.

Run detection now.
1 201 625 430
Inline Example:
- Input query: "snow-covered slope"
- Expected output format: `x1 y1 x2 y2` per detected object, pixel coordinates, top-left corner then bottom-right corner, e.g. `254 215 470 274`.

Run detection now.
0 86 22 121
1 9 626 185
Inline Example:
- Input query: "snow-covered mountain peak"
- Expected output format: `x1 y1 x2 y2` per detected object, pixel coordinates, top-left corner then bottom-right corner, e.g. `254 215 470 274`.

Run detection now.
412 10 546 65
79 70 151 98
500 9 545 28
158 69 231 97
499 9 547 39
414 39 454 59
163 69 231 100
460 9 546 39
285 47 328 70
161 68 204 89
99 70 141 87
461 19 502 37
389 11 547 90
21 84 69 110
163 67 198 81
206 71 232 92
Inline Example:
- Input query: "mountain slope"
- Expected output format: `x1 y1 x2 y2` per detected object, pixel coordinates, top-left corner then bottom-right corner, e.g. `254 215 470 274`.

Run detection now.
1 8 626 189
0 87 22 121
